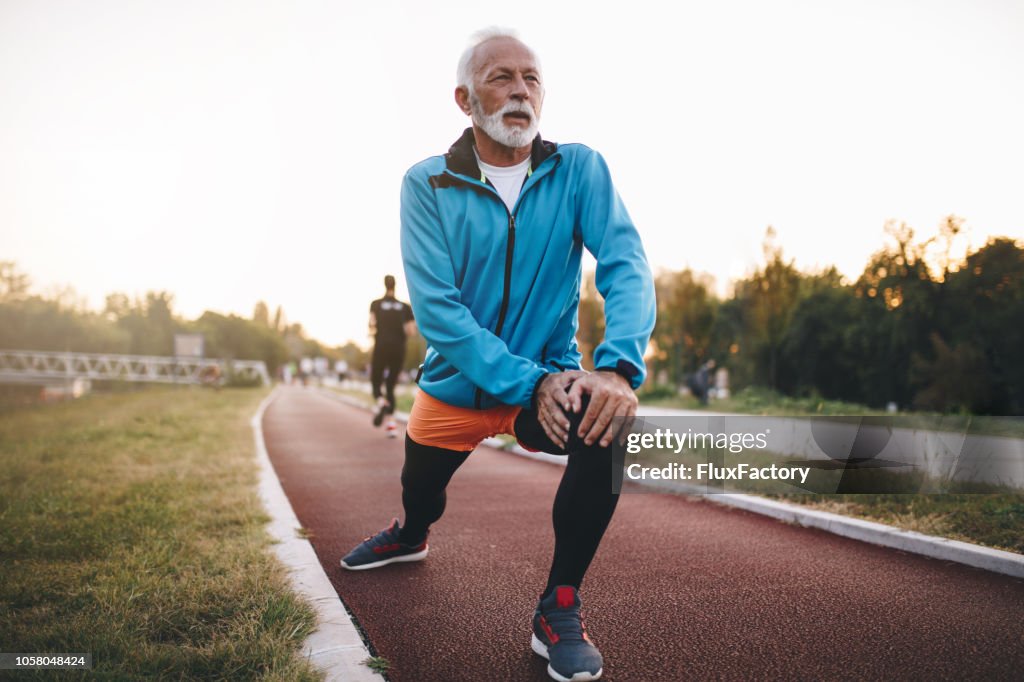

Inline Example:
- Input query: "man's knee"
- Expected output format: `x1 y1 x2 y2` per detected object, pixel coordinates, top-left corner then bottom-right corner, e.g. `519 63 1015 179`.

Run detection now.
564 394 616 458
564 395 589 449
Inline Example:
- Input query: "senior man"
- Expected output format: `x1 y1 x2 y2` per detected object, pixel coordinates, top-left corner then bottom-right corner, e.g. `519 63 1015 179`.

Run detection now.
342 28 655 682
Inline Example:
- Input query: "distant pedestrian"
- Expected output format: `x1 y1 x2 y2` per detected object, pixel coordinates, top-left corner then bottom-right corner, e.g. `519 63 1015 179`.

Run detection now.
369 274 416 438
691 359 717 405
299 357 314 386
335 359 349 384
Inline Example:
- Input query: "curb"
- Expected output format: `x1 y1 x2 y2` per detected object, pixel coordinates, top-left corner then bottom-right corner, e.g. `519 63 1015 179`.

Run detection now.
699 490 1024 579
252 389 384 681
319 386 1024 581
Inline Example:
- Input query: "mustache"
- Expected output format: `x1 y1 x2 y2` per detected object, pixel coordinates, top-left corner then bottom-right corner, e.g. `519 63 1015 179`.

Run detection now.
497 100 535 122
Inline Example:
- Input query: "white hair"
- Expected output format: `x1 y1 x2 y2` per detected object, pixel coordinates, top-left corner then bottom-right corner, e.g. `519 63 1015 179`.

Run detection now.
456 27 541 93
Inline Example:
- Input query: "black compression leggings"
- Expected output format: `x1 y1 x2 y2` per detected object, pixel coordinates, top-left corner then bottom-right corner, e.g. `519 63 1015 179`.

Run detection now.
398 435 469 544
398 399 619 598
371 342 405 408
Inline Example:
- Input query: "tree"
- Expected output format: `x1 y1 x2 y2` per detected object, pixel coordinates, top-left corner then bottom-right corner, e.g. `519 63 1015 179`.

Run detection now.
576 273 606 371
731 228 803 390
194 311 289 375
849 221 940 408
942 237 1024 413
0 295 130 353
253 301 270 328
911 334 991 413
337 341 371 373
778 272 859 400
0 261 31 302
651 268 716 387
99 291 182 356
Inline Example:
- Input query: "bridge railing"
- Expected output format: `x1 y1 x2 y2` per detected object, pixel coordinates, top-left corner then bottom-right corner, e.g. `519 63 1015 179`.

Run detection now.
0 349 271 386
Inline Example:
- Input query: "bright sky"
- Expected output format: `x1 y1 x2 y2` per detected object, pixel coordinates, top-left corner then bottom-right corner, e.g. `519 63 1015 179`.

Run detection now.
2 0 1022 347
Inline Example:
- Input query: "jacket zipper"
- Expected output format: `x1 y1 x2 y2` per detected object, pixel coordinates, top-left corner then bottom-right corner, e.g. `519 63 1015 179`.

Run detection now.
475 208 516 409
495 213 516 337
467 157 560 409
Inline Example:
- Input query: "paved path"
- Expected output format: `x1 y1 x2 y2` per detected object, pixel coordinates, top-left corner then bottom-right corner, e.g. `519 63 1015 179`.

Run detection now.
262 387 1024 681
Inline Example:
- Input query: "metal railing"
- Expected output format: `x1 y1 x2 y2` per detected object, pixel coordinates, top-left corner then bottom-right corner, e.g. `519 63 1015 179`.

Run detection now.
0 349 270 386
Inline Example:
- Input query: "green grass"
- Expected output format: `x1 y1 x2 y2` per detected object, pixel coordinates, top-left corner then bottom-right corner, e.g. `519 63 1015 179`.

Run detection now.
0 384 46 411
775 494 1024 554
363 656 391 674
0 387 321 681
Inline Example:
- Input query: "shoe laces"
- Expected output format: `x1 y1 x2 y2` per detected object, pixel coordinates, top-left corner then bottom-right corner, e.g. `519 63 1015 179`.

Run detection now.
362 523 400 545
545 606 587 643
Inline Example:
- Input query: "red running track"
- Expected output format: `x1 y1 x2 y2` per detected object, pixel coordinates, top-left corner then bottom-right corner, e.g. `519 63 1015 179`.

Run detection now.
262 387 1024 681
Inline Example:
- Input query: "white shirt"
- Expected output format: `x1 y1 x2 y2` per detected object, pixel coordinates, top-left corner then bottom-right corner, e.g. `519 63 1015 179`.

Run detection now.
476 153 531 213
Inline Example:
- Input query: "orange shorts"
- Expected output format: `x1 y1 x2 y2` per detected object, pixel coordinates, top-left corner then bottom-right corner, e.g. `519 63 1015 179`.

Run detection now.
406 389 522 452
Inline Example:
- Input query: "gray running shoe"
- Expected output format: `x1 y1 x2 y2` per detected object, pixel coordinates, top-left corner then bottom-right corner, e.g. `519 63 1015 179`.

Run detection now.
340 518 427 570
531 586 603 681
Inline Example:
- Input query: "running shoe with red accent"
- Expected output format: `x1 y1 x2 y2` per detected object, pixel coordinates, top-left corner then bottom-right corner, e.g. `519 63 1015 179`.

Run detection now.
531 585 603 681
340 518 428 570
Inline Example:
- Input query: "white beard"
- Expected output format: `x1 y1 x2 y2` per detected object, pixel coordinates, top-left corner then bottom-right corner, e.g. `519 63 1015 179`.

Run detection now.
470 95 539 149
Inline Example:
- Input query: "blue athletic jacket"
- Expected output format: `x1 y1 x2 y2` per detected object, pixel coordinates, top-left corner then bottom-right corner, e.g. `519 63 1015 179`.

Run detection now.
400 128 656 410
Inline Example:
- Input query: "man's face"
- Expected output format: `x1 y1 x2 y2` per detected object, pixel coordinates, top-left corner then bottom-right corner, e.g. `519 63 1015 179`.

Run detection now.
463 38 544 150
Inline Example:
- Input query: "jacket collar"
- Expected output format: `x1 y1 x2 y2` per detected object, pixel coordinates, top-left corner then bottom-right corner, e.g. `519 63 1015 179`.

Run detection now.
445 127 557 179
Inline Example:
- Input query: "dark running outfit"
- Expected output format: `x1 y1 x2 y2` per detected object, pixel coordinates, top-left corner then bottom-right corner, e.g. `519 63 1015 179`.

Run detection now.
370 295 413 409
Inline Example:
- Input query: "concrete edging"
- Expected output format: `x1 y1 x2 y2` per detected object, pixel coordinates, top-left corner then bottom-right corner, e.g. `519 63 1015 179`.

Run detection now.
704 491 1024 578
252 389 384 681
318 387 1024 581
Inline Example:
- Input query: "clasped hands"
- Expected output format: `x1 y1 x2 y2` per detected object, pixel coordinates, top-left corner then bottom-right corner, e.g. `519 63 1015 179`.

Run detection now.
534 369 637 450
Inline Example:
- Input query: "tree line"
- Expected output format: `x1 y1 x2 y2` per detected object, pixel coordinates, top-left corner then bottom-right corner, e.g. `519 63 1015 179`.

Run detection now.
0 263 365 378
580 218 1022 415
4 216 1022 414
